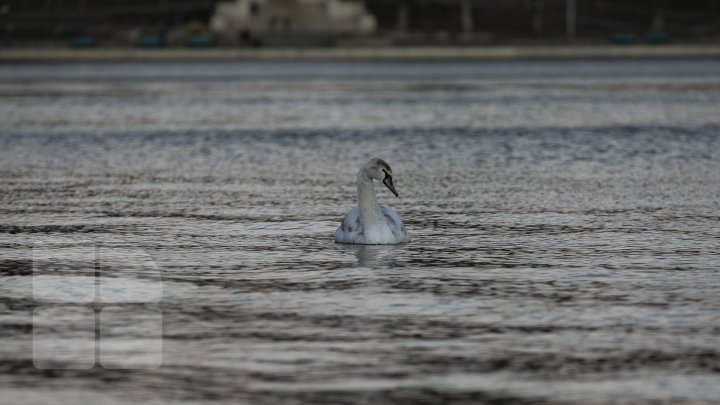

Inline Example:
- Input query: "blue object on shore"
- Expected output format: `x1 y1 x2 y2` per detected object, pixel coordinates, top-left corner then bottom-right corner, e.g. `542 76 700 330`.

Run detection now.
70 36 96 48
612 33 636 45
137 36 165 48
646 32 670 44
185 35 214 48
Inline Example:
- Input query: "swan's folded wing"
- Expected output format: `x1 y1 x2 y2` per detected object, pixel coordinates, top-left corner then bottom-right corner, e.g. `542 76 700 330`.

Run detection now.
381 205 410 243
335 207 364 243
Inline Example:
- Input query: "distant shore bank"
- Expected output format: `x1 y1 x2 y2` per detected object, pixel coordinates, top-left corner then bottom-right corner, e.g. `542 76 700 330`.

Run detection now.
2 44 720 62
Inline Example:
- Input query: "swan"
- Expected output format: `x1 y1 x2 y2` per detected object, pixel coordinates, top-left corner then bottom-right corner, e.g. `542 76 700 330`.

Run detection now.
335 158 410 245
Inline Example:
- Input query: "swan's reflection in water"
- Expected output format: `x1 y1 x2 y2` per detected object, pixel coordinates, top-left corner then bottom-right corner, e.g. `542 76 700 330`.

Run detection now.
335 243 407 268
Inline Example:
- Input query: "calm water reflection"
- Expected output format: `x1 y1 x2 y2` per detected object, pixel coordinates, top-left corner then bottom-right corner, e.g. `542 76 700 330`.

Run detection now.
336 244 407 268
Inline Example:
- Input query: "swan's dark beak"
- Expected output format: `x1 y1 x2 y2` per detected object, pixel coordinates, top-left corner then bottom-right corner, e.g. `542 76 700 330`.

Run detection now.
383 172 399 197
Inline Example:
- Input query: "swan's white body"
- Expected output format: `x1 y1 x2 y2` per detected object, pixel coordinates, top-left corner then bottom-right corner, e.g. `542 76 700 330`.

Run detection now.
335 158 410 245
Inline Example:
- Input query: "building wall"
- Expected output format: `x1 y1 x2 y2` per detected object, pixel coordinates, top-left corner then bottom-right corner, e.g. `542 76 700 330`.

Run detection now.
210 0 375 34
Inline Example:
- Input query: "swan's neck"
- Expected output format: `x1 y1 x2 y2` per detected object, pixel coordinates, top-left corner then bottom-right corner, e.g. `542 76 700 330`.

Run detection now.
357 170 383 224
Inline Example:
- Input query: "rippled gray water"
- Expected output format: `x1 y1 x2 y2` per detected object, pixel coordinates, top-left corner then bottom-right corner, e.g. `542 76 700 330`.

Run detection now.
1 59 720 404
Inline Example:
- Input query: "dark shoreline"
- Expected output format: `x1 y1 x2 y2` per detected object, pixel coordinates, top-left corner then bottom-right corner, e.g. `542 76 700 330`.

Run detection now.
2 44 720 62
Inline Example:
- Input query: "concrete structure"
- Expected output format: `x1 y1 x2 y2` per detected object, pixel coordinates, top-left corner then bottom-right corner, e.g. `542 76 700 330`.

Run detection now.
210 0 376 45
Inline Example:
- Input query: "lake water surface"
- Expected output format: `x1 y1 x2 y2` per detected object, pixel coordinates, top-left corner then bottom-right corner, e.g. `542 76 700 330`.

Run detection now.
1 59 720 404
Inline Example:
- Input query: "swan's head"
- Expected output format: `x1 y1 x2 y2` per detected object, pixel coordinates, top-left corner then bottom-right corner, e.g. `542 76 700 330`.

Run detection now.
364 158 399 197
